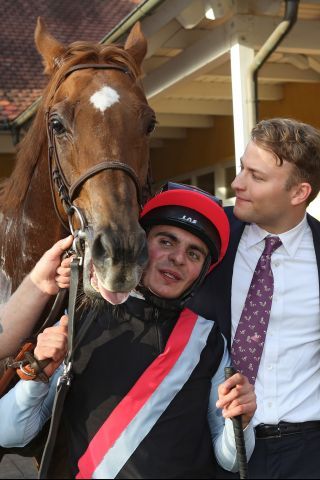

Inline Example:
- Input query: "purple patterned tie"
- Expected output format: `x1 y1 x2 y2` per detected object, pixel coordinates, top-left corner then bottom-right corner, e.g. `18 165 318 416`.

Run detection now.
231 236 282 384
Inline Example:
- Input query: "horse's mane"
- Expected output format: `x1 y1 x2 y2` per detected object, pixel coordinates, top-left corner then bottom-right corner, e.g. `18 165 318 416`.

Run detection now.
0 41 141 213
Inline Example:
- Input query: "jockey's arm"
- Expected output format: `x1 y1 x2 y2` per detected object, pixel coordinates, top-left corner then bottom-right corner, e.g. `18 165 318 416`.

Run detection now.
0 235 72 359
0 367 60 448
0 315 68 448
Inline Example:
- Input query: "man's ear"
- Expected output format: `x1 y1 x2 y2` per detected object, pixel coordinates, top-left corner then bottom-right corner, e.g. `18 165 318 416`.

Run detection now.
291 182 312 206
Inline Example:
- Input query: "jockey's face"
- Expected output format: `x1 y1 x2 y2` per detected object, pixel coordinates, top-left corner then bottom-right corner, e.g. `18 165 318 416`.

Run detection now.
142 225 208 299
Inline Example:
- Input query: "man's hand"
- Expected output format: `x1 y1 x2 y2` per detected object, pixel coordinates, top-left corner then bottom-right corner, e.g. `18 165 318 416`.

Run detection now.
216 373 256 428
56 256 72 289
30 235 73 295
34 315 68 378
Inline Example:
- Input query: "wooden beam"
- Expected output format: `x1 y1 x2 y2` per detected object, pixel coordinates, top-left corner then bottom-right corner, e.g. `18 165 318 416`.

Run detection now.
151 127 187 139
145 20 181 59
156 113 214 128
165 80 283 100
150 98 232 115
143 13 320 101
232 15 320 56
142 0 195 38
200 61 320 83
143 23 230 98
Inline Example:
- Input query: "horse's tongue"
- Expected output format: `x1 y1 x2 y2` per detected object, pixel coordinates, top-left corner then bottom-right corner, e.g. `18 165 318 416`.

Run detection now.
97 280 129 305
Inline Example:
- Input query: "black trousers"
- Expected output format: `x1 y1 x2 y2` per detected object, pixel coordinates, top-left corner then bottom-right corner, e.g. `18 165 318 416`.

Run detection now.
216 429 320 479
249 429 320 479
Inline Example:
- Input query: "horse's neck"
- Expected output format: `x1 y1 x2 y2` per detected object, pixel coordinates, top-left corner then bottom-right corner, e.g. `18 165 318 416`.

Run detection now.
0 154 63 299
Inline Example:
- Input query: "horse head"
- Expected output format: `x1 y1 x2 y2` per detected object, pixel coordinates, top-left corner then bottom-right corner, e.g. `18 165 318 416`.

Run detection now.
34 19 154 304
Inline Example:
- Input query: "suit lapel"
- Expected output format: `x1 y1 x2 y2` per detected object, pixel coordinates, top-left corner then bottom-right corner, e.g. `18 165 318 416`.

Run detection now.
213 209 244 345
188 207 245 346
307 214 320 296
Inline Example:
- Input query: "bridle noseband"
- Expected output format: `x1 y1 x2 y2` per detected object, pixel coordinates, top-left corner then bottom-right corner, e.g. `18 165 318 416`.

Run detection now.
46 63 147 247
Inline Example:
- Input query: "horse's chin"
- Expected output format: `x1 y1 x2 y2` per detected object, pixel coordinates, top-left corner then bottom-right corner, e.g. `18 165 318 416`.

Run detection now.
89 269 130 305
82 260 134 305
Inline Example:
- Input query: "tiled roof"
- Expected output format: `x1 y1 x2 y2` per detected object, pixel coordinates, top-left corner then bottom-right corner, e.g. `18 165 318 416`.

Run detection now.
0 0 142 128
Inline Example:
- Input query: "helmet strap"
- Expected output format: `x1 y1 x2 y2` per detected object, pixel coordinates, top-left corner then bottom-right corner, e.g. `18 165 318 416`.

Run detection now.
178 253 212 307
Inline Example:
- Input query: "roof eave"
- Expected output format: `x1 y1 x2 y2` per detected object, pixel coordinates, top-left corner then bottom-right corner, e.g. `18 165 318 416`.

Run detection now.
101 0 165 44
9 0 165 129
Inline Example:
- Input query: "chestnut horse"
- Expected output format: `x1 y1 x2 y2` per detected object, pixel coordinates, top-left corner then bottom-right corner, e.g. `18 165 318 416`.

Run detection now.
0 18 155 309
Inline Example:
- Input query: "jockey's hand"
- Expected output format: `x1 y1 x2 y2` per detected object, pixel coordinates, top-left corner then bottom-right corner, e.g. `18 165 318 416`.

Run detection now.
30 235 73 295
216 372 256 429
34 315 68 377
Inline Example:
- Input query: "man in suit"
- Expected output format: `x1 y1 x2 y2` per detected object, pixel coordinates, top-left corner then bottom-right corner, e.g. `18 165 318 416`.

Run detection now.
190 117 320 479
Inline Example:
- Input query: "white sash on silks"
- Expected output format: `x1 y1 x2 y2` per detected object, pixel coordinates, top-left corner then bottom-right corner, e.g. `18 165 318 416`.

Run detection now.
76 308 214 479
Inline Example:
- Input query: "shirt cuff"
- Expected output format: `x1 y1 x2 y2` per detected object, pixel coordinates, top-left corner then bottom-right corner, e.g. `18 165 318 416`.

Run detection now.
224 417 255 462
14 378 51 408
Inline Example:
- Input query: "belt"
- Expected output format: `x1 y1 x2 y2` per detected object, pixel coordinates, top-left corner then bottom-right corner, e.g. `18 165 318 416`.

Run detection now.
255 421 320 439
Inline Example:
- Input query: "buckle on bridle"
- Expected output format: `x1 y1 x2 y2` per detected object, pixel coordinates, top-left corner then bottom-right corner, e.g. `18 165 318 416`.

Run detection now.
58 361 73 387
67 205 87 264
68 205 86 235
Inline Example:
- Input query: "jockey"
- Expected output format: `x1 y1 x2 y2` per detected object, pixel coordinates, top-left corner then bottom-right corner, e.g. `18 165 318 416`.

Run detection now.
0 183 256 479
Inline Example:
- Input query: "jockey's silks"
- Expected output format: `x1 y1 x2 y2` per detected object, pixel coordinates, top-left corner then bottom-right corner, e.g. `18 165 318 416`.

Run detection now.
76 309 212 478
62 297 225 479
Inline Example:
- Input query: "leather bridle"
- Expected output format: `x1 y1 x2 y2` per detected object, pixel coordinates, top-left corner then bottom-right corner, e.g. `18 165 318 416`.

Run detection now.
46 63 145 244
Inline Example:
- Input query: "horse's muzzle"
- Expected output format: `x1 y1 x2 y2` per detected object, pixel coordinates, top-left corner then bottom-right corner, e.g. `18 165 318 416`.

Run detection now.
85 225 148 300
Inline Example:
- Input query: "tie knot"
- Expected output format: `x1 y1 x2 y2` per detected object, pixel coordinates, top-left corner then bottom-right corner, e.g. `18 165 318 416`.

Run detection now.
263 236 282 256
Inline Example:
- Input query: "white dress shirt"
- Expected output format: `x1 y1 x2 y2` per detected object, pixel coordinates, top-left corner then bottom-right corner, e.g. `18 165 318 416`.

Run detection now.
232 215 320 427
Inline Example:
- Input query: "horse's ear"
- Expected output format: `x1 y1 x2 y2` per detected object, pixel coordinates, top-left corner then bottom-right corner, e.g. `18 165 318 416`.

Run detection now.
124 22 147 69
34 17 67 75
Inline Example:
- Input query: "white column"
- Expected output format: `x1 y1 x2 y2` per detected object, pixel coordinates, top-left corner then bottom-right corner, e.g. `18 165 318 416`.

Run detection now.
307 194 320 220
230 42 255 172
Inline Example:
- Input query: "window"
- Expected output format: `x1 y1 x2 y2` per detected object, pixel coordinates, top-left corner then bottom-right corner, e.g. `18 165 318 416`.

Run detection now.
178 178 192 185
197 172 215 195
154 160 236 205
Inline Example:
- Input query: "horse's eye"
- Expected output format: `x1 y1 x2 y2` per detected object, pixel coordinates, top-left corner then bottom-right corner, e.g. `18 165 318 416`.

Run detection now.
146 118 157 135
51 118 66 135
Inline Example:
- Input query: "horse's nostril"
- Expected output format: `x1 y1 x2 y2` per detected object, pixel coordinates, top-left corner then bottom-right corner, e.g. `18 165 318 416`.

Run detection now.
99 232 111 252
92 233 111 265
92 228 148 267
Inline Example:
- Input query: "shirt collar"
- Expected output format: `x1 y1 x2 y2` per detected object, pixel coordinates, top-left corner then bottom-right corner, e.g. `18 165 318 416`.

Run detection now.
245 214 308 257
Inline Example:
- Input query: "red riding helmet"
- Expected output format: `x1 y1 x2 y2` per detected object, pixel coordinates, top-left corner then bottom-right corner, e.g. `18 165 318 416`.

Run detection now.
140 182 230 272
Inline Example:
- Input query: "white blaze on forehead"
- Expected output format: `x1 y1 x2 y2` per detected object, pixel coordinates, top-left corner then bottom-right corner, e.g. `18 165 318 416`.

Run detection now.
90 85 120 112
